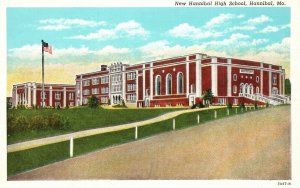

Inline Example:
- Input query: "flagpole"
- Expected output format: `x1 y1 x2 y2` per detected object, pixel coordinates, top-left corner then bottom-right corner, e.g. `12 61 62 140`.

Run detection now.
41 40 45 108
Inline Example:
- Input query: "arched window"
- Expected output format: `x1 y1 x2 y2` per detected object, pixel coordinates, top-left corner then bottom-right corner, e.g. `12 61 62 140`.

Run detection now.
256 86 259 94
177 72 183 94
166 74 172 95
239 83 244 94
155 75 161 95
233 74 237 81
233 85 237 94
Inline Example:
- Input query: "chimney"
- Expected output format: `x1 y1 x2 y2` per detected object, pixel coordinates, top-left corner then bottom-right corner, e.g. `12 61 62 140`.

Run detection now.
100 65 107 71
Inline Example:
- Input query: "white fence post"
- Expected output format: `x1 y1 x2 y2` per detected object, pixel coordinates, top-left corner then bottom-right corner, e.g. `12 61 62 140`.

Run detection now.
227 109 229 116
235 108 238 114
245 106 247 111
197 114 200 124
214 110 217 119
135 126 138 139
70 136 73 158
173 118 176 130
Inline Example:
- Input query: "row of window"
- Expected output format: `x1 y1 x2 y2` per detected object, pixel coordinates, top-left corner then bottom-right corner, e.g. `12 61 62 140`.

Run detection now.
155 73 184 95
84 87 109 95
127 83 136 91
40 91 74 100
127 94 136 102
233 74 278 85
111 74 122 82
112 85 122 92
127 72 136 80
101 87 109 94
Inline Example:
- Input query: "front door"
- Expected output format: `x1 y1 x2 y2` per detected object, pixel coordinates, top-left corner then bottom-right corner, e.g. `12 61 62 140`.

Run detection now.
189 95 195 106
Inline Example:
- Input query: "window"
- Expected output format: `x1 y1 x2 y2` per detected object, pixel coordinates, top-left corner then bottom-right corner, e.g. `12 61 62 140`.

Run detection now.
69 93 74 100
233 85 237 94
218 98 226 105
83 89 90 95
55 92 61 100
233 98 238 105
256 76 259 83
92 88 99 94
256 87 260 94
166 74 172 95
272 75 277 85
83 97 88 105
101 76 109 84
155 75 161 95
233 74 237 81
127 72 136 80
40 91 46 99
177 72 183 94
92 78 99 85
83 80 90 86
127 94 136 102
101 96 108 103
101 87 109 94
127 84 136 91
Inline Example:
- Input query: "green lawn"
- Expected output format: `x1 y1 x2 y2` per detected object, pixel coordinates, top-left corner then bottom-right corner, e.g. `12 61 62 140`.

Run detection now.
8 106 266 177
7 107 184 144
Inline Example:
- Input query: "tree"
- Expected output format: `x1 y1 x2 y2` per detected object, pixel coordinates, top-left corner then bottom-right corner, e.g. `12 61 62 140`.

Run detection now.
285 78 291 95
7 97 12 110
88 95 99 109
202 89 214 105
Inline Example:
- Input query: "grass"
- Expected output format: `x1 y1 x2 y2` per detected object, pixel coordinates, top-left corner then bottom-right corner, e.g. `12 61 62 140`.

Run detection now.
7 107 183 144
8 106 268 177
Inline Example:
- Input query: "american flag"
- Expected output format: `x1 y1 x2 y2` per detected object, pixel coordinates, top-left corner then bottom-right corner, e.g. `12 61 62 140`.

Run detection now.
43 41 52 54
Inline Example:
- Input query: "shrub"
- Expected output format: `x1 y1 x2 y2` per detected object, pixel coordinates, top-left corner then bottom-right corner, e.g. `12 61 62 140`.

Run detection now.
227 102 232 109
239 102 245 110
30 115 47 130
197 102 205 108
265 102 269 108
254 102 258 109
47 113 70 130
191 104 197 109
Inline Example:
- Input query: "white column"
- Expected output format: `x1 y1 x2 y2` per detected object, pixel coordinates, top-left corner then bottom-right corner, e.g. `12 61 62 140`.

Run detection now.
122 71 126 101
27 83 31 107
24 86 27 106
49 86 53 107
136 70 139 103
80 75 83 105
33 84 36 106
279 70 282 95
150 62 153 100
63 87 67 108
211 57 218 96
283 69 285 95
142 64 145 99
186 56 189 97
260 63 263 95
196 54 202 97
15 86 18 107
269 65 272 96
227 59 232 97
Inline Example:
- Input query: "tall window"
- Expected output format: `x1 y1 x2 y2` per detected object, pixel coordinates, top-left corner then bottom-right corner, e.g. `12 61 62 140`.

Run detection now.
166 74 172 95
256 87 260 94
233 85 237 94
155 75 161 95
177 72 183 94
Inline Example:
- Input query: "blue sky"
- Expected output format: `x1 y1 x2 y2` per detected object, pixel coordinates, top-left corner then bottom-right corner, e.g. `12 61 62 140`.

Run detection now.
7 7 290 95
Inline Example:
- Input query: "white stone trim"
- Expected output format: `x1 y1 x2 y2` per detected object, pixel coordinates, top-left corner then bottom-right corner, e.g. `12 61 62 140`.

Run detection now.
33 84 36 106
227 58 232 97
142 64 145 99
49 86 53 107
27 84 31 107
260 63 263 95
136 70 139 103
269 65 272 96
185 56 189 97
150 62 153 100
283 69 285 95
195 54 202 97
211 57 218 96
63 87 67 107
122 71 126 101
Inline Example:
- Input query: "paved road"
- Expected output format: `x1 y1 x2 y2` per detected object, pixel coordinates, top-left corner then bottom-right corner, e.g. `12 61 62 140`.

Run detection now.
9 106 290 180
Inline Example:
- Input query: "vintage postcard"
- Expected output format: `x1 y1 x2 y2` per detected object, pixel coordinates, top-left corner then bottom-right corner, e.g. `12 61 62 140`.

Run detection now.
1 0 299 188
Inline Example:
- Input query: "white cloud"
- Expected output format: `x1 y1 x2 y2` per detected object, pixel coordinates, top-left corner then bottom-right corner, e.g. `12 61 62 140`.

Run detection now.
259 24 290 33
265 37 290 54
206 33 250 46
95 46 130 55
205 13 244 28
228 25 256 32
38 18 106 30
246 15 271 25
69 20 149 40
168 23 222 39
